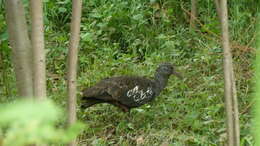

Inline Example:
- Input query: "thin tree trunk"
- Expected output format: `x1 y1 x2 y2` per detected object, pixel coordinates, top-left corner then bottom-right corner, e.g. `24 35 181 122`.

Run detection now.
190 0 197 29
5 0 33 97
255 17 260 146
219 0 240 145
67 0 82 145
30 0 46 99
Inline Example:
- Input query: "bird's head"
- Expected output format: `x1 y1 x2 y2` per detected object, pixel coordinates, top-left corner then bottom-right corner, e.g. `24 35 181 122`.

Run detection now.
156 63 182 79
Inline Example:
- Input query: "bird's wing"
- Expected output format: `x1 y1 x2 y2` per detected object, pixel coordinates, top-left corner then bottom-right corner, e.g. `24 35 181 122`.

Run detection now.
104 76 156 105
82 76 155 104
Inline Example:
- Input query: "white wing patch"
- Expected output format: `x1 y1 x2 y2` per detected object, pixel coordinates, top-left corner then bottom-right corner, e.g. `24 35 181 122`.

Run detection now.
127 86 153 103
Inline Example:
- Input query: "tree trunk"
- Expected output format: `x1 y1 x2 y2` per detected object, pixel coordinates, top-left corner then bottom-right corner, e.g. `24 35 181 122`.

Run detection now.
219 0 240 145
30 0 46 99
66 0 82 145
5 0 33 97
190 0 197 29
255 18 260 146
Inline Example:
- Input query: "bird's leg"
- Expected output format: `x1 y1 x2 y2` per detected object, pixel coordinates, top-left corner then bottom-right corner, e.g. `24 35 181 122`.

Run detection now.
127 110 132 122
117 102 129 113
121 105 130 113
110 101 130 112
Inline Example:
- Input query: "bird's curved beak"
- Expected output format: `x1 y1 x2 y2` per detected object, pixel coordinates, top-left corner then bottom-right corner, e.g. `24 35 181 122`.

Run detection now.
172 70 183 79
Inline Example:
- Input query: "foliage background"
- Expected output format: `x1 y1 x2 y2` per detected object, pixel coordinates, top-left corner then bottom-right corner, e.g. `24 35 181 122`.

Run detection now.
0 0 258 145
0 99 84 146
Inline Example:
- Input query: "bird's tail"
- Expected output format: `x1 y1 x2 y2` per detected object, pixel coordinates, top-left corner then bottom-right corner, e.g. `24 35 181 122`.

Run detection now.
80 98 104 108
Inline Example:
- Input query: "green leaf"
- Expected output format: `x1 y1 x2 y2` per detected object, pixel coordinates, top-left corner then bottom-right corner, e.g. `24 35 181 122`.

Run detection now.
58 7 67 13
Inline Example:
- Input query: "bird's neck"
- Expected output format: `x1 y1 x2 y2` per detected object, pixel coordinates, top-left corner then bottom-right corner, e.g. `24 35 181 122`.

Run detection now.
154 72 170 95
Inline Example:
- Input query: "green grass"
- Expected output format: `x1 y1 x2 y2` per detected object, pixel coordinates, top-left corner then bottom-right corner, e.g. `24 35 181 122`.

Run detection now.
0 0 256 145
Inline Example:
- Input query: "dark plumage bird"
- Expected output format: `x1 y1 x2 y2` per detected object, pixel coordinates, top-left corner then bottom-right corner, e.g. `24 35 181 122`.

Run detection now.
81 63 182 112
